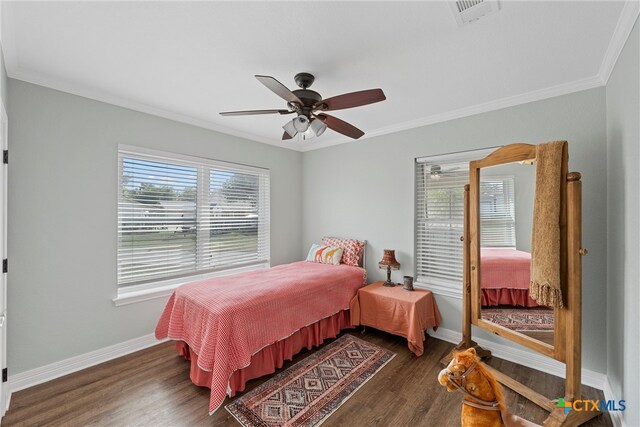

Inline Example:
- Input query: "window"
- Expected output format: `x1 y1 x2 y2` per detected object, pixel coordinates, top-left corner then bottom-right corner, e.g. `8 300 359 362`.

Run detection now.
414 148 500 298
117 146 270 293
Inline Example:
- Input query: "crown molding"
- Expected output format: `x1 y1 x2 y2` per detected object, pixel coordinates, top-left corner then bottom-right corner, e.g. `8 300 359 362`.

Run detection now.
6 67 308 152
7 67 605 155
598 1 640 85
298 74 604 152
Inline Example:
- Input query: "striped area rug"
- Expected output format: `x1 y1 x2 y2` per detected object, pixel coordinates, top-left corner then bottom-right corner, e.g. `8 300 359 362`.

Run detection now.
226 334 395 427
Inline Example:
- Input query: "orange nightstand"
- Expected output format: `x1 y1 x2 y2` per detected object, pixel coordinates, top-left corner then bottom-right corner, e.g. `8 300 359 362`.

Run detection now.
349 281 442 356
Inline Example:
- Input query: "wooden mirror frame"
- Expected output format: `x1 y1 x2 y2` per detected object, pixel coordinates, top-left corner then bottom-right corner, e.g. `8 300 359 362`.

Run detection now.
443 143 598 426
469 143 562 358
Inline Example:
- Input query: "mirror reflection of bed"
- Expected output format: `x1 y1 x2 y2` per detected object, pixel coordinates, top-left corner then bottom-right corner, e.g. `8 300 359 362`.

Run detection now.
478 160 554 346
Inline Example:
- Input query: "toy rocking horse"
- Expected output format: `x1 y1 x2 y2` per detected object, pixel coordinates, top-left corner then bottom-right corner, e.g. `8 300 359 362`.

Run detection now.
439 348 540 427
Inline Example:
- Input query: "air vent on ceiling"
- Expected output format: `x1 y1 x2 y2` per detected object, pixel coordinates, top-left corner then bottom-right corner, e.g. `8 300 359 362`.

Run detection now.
450 0 500 26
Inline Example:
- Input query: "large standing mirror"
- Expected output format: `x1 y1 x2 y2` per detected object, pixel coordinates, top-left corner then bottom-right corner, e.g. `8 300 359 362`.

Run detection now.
469 144 563 358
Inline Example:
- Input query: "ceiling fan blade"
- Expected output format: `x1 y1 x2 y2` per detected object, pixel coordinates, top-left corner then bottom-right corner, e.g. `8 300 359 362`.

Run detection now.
320 89 386 111
220 109 293 116
282 131 293 140
255 75 302 105
316 114 365 139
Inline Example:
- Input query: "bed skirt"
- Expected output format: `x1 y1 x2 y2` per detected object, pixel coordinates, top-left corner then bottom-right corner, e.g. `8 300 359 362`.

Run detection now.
174 309 352 397
481 288 539 308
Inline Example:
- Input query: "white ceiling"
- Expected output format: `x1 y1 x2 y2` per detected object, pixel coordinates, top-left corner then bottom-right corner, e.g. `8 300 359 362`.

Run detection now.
1 1 635 152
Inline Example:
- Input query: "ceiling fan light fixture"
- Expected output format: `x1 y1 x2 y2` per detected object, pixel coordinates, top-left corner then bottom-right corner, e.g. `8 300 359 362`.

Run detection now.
299 126 315 141
292 115 310 132
282 119 298 138
310 118 327 137
430 165 442 179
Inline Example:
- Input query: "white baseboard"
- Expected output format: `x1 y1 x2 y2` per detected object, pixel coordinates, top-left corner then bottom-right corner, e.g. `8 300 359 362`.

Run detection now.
603 377 624 427
8 333 167 394
2 389 9 418
429 327 607 391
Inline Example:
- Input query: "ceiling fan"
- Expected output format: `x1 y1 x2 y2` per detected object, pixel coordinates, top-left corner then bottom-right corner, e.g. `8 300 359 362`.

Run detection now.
429 165 460 179
220 73 386 141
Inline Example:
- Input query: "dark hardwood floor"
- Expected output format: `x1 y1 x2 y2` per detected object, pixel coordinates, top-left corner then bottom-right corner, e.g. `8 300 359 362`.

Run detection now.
4 330 611 426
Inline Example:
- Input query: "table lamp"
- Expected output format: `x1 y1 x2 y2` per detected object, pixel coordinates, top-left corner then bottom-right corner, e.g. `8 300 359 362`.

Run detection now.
379 249 400 287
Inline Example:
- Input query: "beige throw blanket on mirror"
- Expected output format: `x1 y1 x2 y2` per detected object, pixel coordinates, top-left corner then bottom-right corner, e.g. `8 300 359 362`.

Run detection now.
530 140 566 308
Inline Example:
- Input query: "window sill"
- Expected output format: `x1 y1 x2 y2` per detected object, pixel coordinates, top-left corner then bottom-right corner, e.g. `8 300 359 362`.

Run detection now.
414 280 463 299
113 262 270 306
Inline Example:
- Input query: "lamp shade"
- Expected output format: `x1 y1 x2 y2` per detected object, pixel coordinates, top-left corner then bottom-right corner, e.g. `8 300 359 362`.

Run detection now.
293 115 310 132
378 249 400 270
282 119 297 138
310 118 328 136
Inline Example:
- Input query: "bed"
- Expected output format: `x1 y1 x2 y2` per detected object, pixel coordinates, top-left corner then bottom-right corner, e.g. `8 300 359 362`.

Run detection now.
480 248 538 307
155 243 366 414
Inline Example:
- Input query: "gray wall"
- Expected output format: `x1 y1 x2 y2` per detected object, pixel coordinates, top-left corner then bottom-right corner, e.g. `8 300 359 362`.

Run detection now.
302 87 608 374
7 79 302 374
606 18 639 426
1 44 7 110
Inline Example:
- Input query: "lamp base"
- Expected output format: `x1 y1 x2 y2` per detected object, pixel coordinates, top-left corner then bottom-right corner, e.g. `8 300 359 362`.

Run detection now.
383 265 396 287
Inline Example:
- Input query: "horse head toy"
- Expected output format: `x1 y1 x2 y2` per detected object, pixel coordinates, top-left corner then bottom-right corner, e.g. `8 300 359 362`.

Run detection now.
438 348 540 427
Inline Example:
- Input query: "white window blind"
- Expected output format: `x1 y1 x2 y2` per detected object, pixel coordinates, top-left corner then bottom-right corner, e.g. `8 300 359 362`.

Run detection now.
414 147 500 296
480 177 516 248
415 161 468 288
118 147 270 287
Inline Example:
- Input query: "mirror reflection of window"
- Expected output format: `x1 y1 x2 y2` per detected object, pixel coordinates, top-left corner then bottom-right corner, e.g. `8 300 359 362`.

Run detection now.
480 177 515 249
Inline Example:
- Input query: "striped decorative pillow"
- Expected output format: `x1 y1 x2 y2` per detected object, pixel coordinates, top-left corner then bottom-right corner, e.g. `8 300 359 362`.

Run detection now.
305 244 344 266
321 237 365 267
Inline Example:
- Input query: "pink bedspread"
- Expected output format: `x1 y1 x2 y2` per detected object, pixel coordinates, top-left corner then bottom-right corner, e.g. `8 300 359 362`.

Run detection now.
481 288 539 307
481 248 538 307
154 261 366 414
175 310 351 395
481 248 531 290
